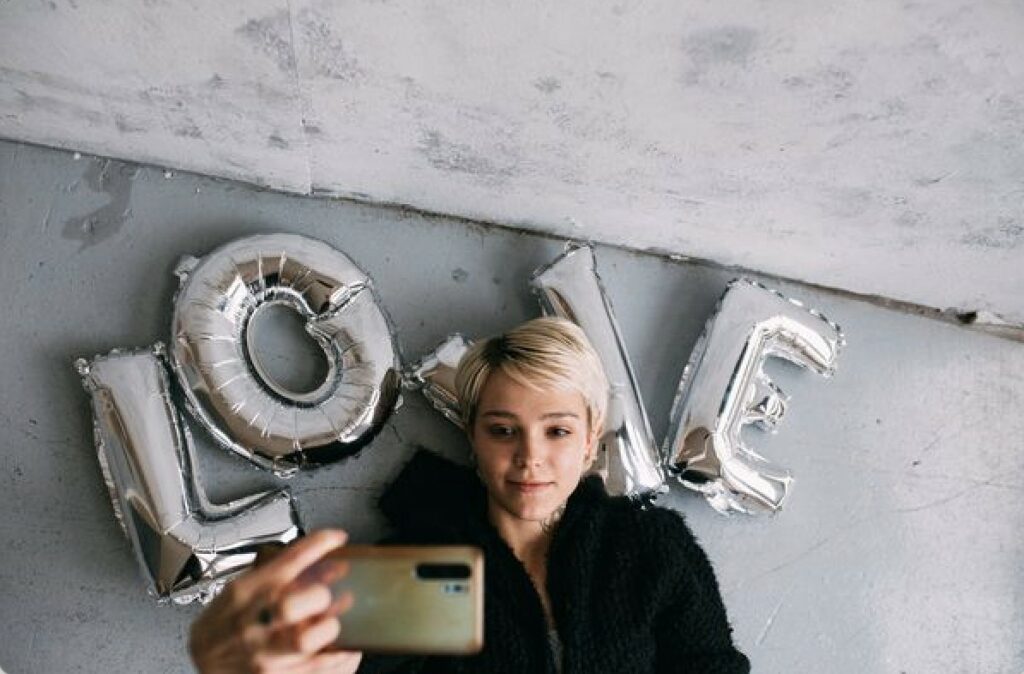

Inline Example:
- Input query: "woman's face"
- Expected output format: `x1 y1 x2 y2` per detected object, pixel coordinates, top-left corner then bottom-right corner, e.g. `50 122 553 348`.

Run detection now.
470 368 598 525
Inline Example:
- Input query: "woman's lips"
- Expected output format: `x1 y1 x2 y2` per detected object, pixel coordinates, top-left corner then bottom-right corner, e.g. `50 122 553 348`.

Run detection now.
508 480 553 493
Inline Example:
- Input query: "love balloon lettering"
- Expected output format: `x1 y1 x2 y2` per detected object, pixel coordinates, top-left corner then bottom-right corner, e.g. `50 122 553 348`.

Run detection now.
76 234 843 603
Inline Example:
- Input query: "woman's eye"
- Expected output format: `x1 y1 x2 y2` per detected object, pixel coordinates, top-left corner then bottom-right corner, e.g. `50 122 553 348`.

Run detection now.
488 425 514 438
548 427 572 438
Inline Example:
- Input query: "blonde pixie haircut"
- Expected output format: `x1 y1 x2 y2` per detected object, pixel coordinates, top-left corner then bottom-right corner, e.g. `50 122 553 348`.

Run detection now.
455 317 609 432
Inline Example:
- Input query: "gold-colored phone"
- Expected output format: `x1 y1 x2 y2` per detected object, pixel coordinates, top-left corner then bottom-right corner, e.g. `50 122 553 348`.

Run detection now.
325 545 484 655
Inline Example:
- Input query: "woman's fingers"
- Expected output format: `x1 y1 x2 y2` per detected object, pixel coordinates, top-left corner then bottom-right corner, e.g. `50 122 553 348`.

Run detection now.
190 530 356 673
261 557 352 627
289 649 363 674
262 613 341 655
297 558 350 588
254 543 286 567
277 583 333 625
225 530 348 614
325 589 355 619
296 614 342 653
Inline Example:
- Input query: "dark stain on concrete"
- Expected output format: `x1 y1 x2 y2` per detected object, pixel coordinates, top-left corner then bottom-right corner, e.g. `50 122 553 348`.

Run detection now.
782 75 811 89
913 172 955 187
923 76 946 93
820 66 855 100
451 268 469 283
1000 220 1022 237
173 120 203 138
821 186 873 219
786 65 857 102
872 97 908 120
339 190 373 201
61 159 136 249
955 311 978 324
896 211 926 228
682 25 758 83
418 130 516 179
534 77 562 94
960 218 1023 250
4 65 97 99
298 10 363 81
207 73 226 89
989 93 1024 125
908 33 941 54
114 114 145 134
303 123 323 135
236 10 296 73
15 89 104 125
267 134 290 149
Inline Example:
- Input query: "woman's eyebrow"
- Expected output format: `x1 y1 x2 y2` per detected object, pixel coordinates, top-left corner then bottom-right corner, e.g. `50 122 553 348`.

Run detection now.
540 411 579 420
480 410 517 418
479 410 579 419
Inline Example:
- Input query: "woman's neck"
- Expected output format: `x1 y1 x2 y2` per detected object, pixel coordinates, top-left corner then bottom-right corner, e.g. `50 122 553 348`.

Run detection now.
488 498 565 628
488 501 555 571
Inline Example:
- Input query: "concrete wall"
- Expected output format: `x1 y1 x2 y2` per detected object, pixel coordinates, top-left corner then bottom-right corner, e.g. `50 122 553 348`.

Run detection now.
2 140 1022 673
2 1 1023 326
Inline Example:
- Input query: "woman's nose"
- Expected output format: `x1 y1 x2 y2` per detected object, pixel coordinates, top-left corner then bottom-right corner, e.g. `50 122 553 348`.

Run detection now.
514 432 545 467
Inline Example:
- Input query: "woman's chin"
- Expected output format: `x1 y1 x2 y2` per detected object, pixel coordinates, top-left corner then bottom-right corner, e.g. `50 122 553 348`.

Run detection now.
499 494 564 523
487 481 573 525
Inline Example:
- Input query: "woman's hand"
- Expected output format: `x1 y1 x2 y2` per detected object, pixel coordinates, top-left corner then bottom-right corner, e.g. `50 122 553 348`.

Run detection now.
189 529 363 674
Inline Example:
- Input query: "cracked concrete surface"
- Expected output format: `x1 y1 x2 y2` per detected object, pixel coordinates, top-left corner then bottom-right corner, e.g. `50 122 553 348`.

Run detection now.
1 0 1023 326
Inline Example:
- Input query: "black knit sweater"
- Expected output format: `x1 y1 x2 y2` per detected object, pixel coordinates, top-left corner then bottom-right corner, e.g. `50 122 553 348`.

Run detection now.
358 450 749 674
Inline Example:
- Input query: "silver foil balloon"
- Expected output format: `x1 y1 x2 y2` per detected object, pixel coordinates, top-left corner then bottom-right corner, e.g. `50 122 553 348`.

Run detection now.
662 278 844 515
170 234 402 476
404 334 472 428
531 243 666 498
75 345 302 604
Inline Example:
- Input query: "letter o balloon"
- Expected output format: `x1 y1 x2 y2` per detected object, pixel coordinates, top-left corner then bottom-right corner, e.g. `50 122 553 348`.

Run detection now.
170 233 402 476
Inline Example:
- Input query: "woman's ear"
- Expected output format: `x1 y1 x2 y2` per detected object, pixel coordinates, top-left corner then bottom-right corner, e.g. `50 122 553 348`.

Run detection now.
583 419 602 467
590 415 604 446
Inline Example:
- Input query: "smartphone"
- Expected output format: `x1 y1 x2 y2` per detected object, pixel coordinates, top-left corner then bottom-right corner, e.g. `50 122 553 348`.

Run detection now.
325 545 484 655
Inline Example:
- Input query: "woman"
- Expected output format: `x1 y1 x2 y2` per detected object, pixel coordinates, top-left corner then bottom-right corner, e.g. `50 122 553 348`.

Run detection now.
190 318 749 673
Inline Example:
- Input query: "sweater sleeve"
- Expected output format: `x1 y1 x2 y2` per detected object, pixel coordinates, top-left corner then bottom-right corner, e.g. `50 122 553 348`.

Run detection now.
646 508 750 674
355 654 426 674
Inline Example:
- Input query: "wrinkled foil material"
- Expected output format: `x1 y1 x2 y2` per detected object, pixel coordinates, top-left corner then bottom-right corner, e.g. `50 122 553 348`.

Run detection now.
404 334 472 428
170 234 402 476
662 278 844 515
530 243 666 499
76 346 301 604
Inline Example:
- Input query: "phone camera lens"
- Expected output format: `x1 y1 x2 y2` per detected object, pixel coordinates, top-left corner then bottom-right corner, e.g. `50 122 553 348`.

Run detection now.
415 563 471 580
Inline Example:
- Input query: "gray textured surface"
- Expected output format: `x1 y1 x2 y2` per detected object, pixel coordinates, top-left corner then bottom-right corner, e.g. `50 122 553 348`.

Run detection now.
2 1 1023 324
1 140 1023 672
